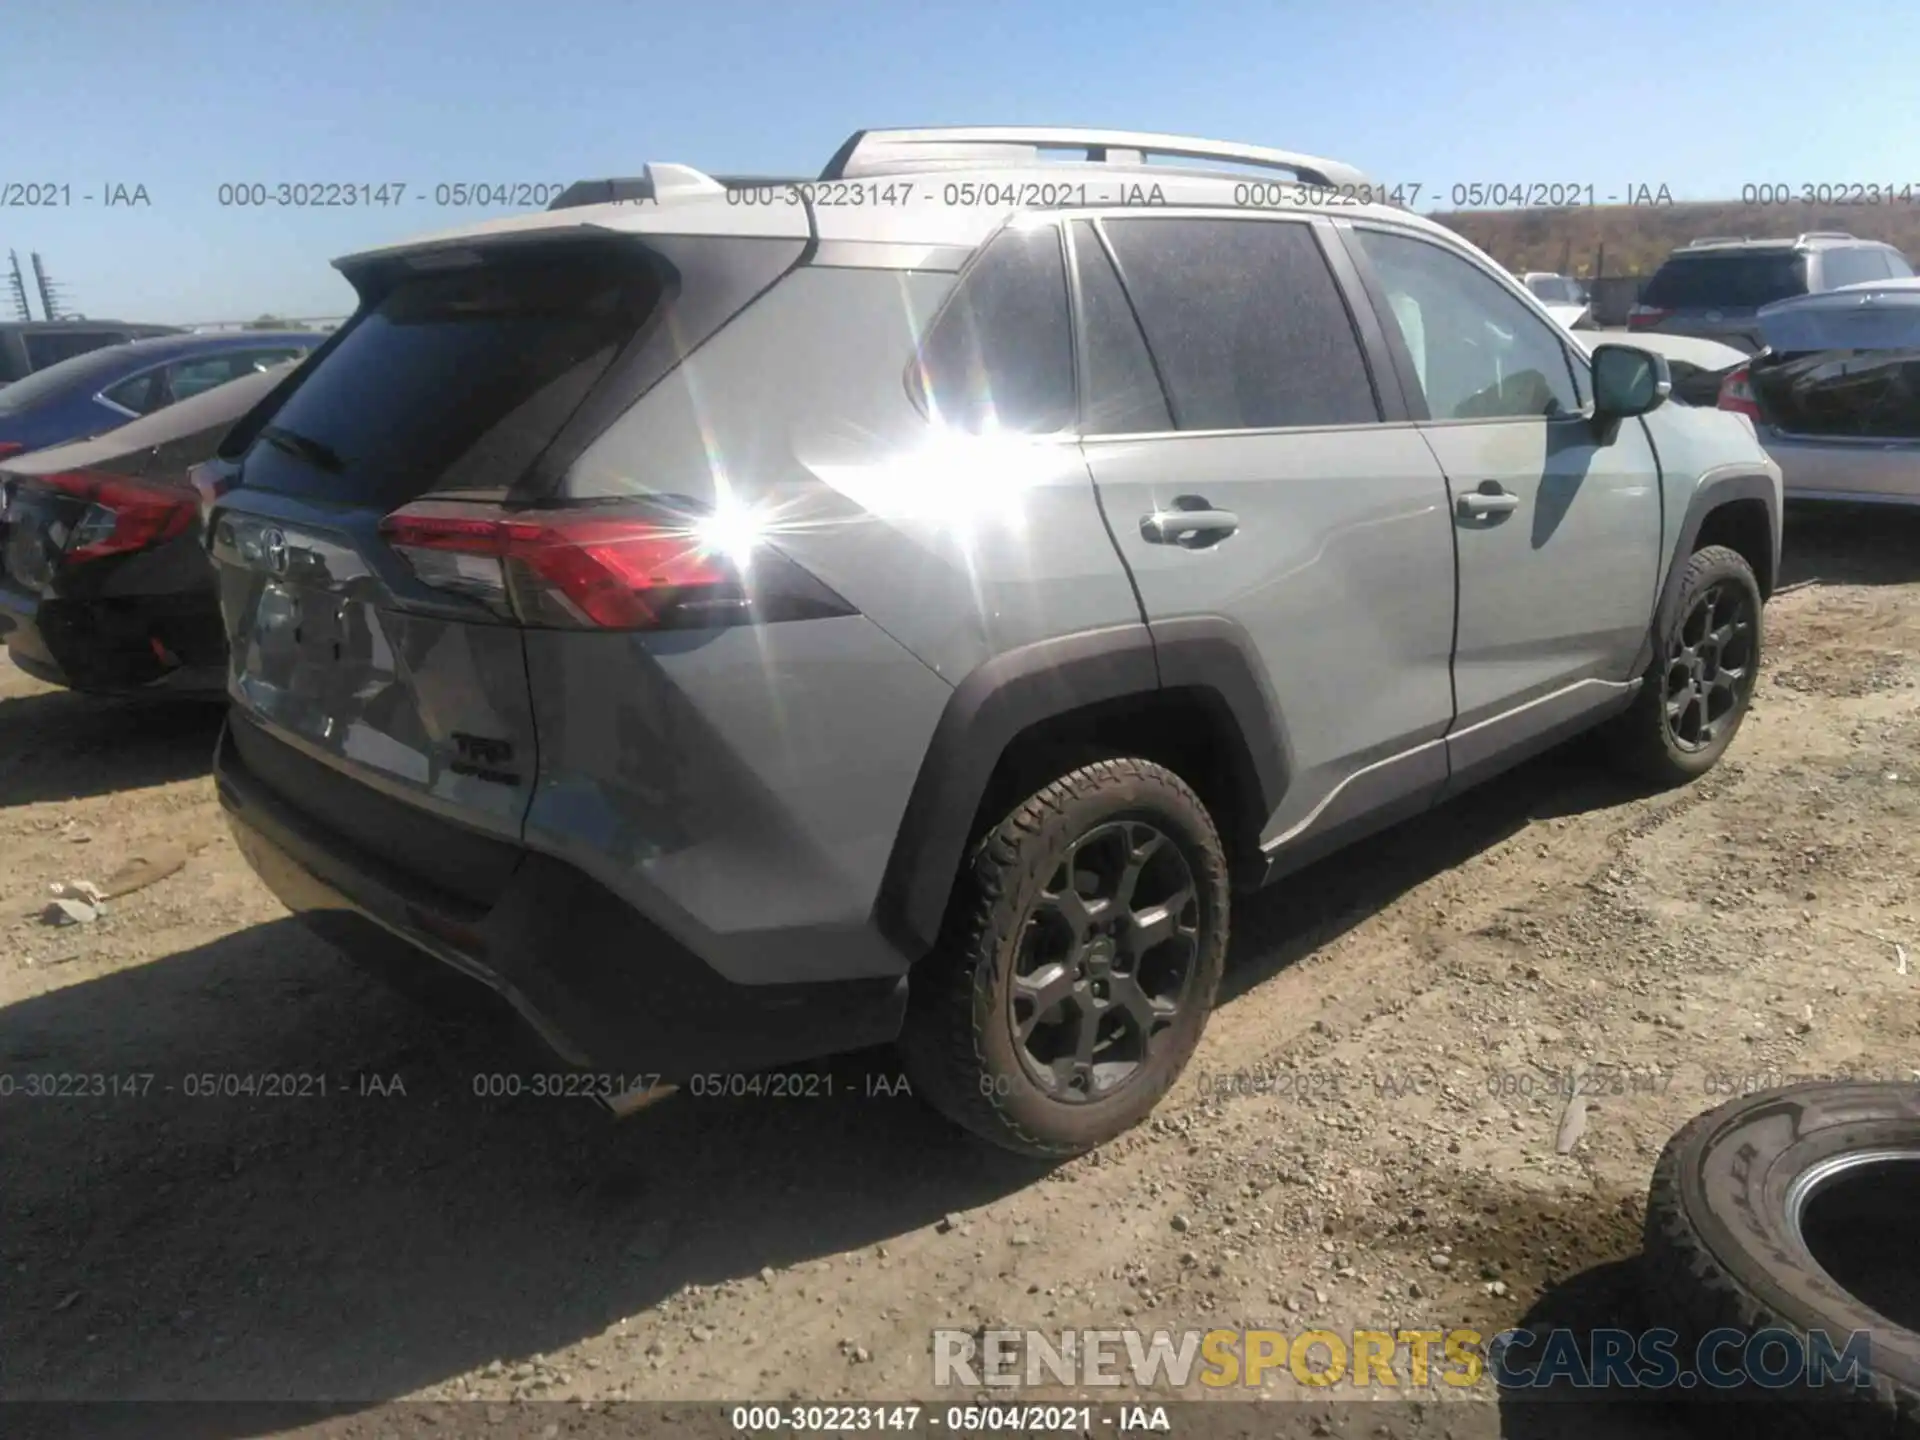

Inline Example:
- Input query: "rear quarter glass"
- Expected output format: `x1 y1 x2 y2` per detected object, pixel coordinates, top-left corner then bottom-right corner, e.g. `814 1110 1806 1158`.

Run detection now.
235 242 667 508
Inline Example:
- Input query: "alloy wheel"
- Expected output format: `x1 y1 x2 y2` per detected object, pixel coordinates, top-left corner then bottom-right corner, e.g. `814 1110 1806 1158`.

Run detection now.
1008 819 1202 1102
1664 580 1756 752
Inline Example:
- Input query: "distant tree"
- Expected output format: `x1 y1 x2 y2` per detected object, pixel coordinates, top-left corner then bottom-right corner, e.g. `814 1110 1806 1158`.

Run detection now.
245 313 303 331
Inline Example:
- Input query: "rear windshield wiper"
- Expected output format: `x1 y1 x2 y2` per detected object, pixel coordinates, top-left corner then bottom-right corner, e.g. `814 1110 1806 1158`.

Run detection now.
260 424 345 473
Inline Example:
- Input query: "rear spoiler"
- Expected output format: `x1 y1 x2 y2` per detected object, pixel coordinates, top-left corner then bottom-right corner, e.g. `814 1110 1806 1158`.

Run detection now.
547 173 808 210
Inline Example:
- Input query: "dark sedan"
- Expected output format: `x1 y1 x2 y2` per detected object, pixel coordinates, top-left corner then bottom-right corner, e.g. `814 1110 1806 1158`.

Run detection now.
0 330 319 460
0 361 299 696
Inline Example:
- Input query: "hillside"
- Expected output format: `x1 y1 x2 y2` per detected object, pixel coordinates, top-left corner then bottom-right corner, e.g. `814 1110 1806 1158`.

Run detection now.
1429 199 1920 277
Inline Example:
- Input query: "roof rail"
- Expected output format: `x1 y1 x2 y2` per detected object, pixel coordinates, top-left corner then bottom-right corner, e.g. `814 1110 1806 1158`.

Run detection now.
820 126 1371 188
1682 235 1750 248
1796 231 1858 244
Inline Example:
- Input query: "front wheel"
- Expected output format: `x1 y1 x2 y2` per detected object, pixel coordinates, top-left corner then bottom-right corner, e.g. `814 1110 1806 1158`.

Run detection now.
900 757 1229 1158
1605 544 1763 786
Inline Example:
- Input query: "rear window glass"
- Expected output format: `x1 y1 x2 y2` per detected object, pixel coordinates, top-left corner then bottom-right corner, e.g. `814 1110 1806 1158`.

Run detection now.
239 245 665 505
1642 253 1808 309
23 330 128 370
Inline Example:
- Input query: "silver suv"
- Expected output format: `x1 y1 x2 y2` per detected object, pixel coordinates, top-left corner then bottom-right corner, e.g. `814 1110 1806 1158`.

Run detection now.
199 126 1783 1157
1629 232 1914 352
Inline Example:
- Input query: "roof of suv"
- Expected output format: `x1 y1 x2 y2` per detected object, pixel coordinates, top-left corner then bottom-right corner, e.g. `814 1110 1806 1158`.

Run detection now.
332 125 1462 275
1667 232 1887 256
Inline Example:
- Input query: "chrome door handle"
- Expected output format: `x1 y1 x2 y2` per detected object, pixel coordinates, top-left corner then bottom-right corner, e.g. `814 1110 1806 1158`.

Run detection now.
1457 488 1520 518
1141 508 1240 545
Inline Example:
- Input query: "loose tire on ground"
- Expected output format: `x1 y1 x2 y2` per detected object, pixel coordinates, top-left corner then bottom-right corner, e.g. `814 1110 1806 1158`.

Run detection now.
1643 1082 1920 1436
1607 543 1764 786
900 757 1229 1158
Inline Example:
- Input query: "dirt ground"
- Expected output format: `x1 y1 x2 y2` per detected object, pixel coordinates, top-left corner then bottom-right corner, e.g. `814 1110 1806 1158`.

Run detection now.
3 504 1917 1439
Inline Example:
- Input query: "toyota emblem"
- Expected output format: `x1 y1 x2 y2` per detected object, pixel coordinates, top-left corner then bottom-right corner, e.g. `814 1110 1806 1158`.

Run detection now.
262 526 289 576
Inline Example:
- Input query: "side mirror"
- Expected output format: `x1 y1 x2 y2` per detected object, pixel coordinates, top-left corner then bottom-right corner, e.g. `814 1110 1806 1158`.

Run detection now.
1591 343 1671 420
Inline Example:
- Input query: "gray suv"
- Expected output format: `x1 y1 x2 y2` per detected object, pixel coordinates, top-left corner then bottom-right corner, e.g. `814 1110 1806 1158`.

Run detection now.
1629 232 1914 352
199 127 1783 1157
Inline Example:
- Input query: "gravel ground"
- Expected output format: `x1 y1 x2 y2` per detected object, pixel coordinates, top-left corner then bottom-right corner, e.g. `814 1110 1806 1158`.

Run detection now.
2 504 1916 1439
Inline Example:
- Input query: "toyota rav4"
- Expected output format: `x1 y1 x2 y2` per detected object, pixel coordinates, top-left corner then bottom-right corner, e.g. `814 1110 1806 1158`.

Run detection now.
199 127 1782 1157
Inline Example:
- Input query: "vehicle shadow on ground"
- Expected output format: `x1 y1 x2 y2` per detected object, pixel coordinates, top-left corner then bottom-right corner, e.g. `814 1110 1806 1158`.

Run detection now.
1780 501 1920 589
0 919 1048 1418
0 685 224 807
1218 735 1642 1007
1491 1258 1696 1438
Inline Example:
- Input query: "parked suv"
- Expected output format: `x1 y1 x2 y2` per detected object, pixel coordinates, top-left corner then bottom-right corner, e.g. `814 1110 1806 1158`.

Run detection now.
1629 233 1913 352
202 127 1783 1157
0 320 183 389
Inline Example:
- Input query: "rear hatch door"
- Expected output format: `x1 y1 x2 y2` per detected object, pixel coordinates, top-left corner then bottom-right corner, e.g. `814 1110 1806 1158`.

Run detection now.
1751 281 1920 439
1636 251 1808 351
208 239 674 903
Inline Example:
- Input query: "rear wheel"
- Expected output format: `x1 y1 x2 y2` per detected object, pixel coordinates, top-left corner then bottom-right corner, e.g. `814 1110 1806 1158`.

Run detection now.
901 758 1229 1158
1606 544 1763 786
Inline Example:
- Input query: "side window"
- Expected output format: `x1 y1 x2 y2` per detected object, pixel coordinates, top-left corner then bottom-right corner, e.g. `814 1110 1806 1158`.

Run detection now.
911 222 1075 434
1820 248 1887 289
1885 250 1915 279
1070 221 1171 435
1352 228 1582 423
102 370 163 416
1101 218 1378 431
237 348 306 372
166 355 248 403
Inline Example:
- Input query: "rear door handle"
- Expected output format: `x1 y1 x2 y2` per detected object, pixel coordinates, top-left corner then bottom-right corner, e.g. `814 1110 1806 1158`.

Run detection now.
1456 486 1520 519
1141 508 1240 545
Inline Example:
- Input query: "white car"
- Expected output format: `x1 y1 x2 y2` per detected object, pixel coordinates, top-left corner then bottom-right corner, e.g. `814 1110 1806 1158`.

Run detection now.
1521 272 1592 329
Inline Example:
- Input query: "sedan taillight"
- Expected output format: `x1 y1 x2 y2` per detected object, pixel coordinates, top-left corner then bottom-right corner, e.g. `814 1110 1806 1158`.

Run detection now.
27 470 198 564
1716 364 1763 422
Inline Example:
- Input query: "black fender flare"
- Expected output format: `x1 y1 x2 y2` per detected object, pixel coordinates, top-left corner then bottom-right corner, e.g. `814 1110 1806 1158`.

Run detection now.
1662 470 1780 622
874 617 1289 959
1638 469 1781 674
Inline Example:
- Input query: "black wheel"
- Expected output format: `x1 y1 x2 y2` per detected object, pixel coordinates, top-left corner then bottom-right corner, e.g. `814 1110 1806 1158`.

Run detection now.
1644 1083 1920 1435
1606 544 1762 785
900 757 1228 1158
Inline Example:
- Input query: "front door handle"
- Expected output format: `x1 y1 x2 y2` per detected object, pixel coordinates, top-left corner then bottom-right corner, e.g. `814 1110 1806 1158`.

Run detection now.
1141 506 1240 546
1456 485 1520 519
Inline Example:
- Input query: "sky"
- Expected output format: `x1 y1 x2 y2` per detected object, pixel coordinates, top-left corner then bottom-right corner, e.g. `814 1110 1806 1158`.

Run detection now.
5 0 1918 323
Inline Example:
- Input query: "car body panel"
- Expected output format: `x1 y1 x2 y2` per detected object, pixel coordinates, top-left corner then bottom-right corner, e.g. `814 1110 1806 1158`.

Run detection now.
1744 280 1920 505
0 364 296 694
1086 424 1458 851
0 331 319 455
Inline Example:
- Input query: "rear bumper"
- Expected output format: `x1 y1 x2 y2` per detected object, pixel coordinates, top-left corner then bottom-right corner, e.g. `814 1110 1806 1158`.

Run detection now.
213 718 908 1080
1760 428 1920 506
0 585 226 696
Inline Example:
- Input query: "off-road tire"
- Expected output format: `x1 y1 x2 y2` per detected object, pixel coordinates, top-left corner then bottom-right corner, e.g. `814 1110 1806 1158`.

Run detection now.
1606 543 1763 786
1643 1082 1920 1435
900 757 1229 1158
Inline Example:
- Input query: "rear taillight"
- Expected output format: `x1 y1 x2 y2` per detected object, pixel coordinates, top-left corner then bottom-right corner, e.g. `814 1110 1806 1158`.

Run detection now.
0 443 25 461
1716 364 1762 422
377 498 854 631
27 471 197 564
1626 305 1670 330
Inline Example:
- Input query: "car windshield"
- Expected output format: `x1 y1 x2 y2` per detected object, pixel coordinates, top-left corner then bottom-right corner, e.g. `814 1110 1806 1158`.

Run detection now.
0 343 140 413
1642 253 1809 309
